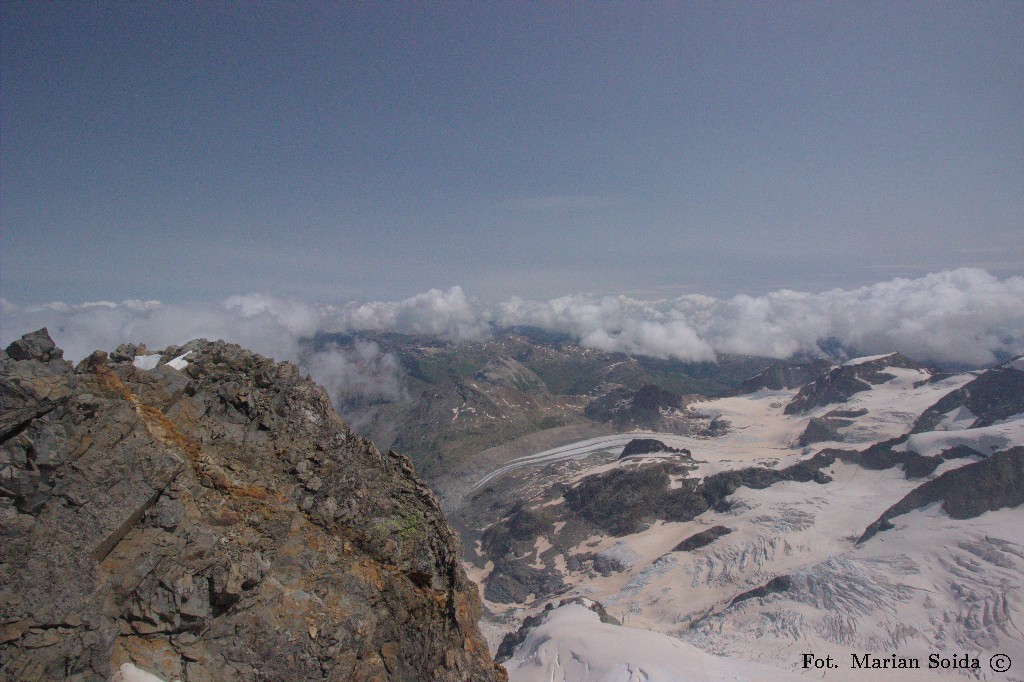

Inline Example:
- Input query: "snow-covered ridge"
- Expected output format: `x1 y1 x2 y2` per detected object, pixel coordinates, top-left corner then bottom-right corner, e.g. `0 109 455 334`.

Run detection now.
503 603 794 682
841 352 898 366
464 357 1024 681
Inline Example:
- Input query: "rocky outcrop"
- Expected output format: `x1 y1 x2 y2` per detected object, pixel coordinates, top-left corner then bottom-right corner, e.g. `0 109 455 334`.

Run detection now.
740 359 831 393
857 446 1024 544
584 384 697 431
834 438 980 479
785 353 925 414
912 362 1024 433
797 408 868 446
618 438 691 459
672 525 733 552
727 575 792 608
0 330 505 681
476 451 835 604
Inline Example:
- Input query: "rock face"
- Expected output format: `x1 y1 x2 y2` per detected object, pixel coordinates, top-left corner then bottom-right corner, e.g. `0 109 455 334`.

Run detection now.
0 330 505 681
739 359 831 393
784 353 924 414
796 408 868 446
618 438 691 459
672 525 732 552
911 360 1024 432
857 446 1024 544
584 384 696 431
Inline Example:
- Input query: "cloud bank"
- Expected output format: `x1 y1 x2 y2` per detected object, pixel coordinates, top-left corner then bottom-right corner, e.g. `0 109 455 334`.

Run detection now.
3 269 1023 406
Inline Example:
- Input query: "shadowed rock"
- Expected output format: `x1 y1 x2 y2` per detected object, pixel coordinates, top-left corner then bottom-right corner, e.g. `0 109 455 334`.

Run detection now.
619 438 692 459
728 575 793 607
785 353 925 414
912 362 1024 432
858 446 1024 544
0 330 506 682
673 525 733 552
740 359 831 393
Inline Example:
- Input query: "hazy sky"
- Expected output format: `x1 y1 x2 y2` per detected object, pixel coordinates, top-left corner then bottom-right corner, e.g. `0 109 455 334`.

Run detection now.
2 1 1022 304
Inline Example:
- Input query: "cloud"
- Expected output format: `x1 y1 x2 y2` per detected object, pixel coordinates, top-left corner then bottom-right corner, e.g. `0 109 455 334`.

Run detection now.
338 286 490 341
3 270 1022 409
299 341 407 406
495 269 1024 366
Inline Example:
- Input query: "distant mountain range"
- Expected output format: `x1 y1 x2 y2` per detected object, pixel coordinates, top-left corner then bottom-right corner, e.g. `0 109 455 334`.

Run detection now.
445 347 1024 680
309 328 831 507
4 323 1021 681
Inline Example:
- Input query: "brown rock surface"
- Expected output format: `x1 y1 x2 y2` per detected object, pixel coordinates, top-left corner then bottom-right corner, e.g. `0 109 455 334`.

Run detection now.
0 330 505 681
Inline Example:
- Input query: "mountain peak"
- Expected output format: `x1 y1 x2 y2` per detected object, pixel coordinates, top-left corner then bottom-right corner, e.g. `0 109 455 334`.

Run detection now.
0 336 506 681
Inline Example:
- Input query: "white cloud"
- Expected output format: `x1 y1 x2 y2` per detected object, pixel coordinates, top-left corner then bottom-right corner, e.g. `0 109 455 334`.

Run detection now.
3 270 1022 409
299 341 407 405
337 286 490 341
494 269 1024 366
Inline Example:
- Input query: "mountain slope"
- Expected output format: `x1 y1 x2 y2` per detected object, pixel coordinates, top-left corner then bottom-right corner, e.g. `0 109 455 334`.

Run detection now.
0 330 505 681
319 330 782 508
456 354 1024 680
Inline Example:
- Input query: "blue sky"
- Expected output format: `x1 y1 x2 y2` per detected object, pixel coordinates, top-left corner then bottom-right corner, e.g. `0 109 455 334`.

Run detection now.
2 1 1022 304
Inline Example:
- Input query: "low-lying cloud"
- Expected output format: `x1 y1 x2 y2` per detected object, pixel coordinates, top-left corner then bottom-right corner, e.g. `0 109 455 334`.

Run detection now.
299 341 407 406
3 269 1023 407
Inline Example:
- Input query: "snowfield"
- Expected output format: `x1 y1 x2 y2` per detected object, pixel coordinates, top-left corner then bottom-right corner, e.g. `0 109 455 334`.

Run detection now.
467 359 1024 681
504 603 794 682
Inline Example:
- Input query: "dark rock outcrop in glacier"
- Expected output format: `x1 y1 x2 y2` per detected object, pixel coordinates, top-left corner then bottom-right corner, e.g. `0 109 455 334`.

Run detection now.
785 353 925 414
740 359 832 393
912 359 1024 433
857 446 1024 544
672 525 733 552
619 438 691 459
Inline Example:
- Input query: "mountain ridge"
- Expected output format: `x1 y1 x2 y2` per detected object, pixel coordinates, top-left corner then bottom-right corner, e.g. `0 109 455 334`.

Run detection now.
0 329 506 681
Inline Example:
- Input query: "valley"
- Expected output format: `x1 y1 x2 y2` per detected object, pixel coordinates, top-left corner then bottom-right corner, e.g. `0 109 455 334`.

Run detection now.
441 353 1024 680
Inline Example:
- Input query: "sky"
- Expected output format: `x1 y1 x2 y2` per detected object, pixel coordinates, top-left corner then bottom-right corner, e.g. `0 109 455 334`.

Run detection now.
2 2 1024 383
2 1 1021 305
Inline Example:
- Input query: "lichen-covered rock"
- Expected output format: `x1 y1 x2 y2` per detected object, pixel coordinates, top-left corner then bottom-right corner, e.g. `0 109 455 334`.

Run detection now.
0 330 506 681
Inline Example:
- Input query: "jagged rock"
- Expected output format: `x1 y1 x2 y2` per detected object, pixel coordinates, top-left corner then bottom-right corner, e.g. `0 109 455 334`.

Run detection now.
0 330 505 681
740 359 832 393
834 438 979 479
619 438 691 459
673 525 733 552
785 353 925 414
858 446 1024 544
3 328 63 363
912 362 1024 432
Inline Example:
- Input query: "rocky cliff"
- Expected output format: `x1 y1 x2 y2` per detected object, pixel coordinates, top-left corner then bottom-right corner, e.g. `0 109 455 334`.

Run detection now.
0 330 505 681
